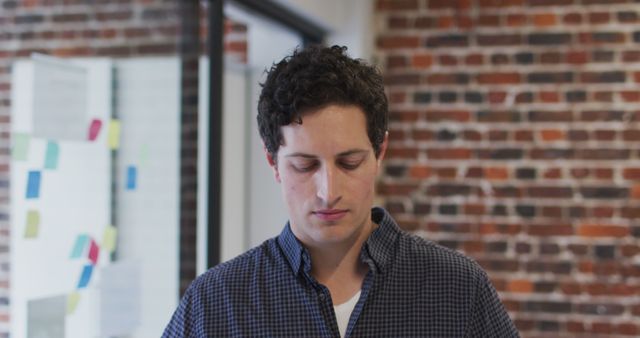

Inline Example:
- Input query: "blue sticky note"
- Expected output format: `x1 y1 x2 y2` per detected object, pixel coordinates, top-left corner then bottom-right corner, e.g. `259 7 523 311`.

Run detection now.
126 166 137 190
26 171 41 199
77 264 93 289
70 234 89 259
44 141 59 170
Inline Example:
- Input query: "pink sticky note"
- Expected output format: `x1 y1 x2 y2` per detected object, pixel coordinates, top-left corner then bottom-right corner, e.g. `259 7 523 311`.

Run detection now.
88 239 99 265
88 119 102 141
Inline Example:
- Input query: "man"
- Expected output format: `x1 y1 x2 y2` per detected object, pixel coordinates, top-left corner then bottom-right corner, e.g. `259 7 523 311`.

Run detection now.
163 45 519 337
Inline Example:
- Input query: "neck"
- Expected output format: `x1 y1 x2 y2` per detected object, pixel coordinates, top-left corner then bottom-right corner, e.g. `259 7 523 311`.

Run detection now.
306 220 376 304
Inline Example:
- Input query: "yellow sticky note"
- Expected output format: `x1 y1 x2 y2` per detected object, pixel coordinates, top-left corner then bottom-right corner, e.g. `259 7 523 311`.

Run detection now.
24 210 40 238
67 292 80 314
107 120 121 150
102 225 117 253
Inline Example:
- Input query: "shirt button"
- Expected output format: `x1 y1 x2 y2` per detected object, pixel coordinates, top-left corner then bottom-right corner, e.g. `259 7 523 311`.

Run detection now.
318 293 326 301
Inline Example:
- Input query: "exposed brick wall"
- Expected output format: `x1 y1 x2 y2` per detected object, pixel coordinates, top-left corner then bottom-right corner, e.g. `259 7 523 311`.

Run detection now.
0 0 246 335
375 0 640 336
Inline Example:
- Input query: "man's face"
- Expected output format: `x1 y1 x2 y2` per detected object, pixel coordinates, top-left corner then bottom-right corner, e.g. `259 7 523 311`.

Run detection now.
266 104 388 248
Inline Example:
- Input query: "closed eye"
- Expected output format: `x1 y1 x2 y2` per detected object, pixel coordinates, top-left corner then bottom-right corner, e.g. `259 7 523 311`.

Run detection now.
339 160 363 170
291 161 319 173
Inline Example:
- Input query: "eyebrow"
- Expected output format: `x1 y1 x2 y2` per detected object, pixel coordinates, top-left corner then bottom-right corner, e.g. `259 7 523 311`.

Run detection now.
284 149 369 159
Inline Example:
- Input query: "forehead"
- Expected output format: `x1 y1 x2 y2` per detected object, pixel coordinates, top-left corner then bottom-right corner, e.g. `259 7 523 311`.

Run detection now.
279 105 370 155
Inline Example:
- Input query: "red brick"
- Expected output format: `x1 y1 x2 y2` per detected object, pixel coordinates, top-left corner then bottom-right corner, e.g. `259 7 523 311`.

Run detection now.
427 148 472 160
377 36 420 49
478 0 524 7
621 91 640 102
588 11 610 24
412 54 433 68
478 15 500 27
566 50 588 64
539 91 560 102
378 182 418 195
427 0 471 9
438 16 454 28
622 50 640 62
623 129 640 141
438 54 457 66
477 72 520 84
506 14 527 26
388 92 406 104
425 110 471 122
533 13 556 26
563 12 583 24
409 165 431 178
528 224 574 236
616 323 639 336
623 168 640 180
464 203 485 215
388 16 409 29
387 55 408 69
385 147 419 159
578 224 629 238
465 53 483 65
484 167 509 180
377 0 419 11
488 91 507 103
540 129 564 141
508 279 533 293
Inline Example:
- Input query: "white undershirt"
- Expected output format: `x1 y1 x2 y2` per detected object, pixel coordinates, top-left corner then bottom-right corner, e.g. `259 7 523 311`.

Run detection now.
333 290 361 338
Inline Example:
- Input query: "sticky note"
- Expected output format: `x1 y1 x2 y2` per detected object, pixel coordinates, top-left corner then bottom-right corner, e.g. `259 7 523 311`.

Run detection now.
102 225 117 253
26 209 40 227
24 223 39 238
26 171 41 199
44 141 59 170
70 234 89 259
107 120 121 150
139 144 150 167
88 239 99 265
12 133 30 161
77 264 93 288
88 119 102 141
67 292 80 314
126 166 136 190
25 210 40 238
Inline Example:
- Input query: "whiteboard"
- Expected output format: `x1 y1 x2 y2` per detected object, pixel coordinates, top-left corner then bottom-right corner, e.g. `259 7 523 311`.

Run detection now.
10 58 113 338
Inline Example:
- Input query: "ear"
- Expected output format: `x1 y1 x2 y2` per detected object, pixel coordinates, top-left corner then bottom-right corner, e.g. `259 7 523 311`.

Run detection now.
376 131 389 168
264 145 281 183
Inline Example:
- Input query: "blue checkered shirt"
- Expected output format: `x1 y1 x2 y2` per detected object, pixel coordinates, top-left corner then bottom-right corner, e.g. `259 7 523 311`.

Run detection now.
163 207 519 337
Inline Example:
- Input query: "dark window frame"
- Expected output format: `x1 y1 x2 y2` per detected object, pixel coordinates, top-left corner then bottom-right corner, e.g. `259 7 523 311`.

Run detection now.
206 0 326 268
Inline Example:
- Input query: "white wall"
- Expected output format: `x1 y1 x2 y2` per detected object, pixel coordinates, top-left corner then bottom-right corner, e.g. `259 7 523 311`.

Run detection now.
273 0 375 60
114 58 180 338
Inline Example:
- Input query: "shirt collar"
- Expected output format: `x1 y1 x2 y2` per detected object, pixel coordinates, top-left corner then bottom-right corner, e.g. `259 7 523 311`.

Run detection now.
277 207 401 275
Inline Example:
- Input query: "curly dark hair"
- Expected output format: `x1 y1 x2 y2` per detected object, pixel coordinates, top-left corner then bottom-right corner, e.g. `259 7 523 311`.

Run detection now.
257 45 388 160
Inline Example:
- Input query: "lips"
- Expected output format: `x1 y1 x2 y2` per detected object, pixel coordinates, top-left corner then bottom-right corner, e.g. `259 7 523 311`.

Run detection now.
313 209 348 222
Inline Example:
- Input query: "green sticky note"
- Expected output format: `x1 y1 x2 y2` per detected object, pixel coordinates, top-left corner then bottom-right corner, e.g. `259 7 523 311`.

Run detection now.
139 144 150 167
12 133 30 161
44 141 59 170
67 292 80 314
70 234 89 259
102 225 117 253
108 120 121 150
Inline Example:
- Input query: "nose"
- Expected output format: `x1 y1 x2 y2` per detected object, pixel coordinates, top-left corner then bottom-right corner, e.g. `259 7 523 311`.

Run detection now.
316 164 341 206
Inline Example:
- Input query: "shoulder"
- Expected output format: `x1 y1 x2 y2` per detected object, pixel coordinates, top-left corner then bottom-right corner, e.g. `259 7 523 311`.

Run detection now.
187 237 282 296
395 230 487 283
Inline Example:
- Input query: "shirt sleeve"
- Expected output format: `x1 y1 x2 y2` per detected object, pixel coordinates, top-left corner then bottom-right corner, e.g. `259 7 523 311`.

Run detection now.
465 270 520 338
161 283 198 338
